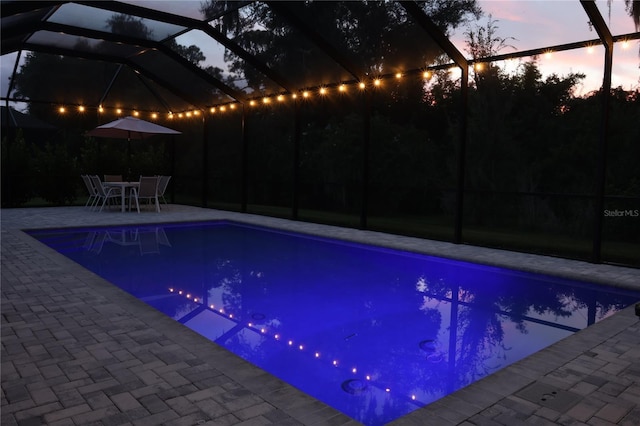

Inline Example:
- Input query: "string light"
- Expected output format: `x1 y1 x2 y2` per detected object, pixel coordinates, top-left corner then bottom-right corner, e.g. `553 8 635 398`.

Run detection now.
59 62 574 120
53 42 640 120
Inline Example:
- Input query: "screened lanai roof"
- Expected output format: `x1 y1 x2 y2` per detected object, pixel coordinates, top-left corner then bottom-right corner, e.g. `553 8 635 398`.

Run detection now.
2 0 639 115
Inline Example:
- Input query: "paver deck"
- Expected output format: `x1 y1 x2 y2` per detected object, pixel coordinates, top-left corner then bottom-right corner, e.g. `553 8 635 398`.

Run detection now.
2 205 639 425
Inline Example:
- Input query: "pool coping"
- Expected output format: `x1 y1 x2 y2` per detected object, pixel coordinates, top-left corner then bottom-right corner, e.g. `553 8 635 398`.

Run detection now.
2 205 640 426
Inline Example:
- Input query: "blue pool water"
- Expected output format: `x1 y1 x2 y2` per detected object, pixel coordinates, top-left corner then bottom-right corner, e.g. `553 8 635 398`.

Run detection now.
28 221 640 425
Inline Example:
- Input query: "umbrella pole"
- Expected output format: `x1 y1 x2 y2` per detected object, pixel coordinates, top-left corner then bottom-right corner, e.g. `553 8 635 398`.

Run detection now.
127 132 131 179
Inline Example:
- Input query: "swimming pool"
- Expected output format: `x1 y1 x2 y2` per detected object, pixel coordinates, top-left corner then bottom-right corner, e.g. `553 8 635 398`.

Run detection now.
27 221 640 425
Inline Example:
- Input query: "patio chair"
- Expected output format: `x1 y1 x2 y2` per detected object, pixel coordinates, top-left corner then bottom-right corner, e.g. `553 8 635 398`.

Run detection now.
129 176 160 213
81 175 98 208
90 175 122 212
156 175 171 209
104 174 123 182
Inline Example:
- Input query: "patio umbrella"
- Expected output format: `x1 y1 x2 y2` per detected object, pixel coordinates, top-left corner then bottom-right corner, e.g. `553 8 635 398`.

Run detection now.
87 116 181 141
87 116 181 177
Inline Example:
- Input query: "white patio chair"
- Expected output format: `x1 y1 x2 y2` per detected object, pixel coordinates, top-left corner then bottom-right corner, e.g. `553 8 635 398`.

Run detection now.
81 175 98 208
90 175 122 212
129 176 160 213
156 175 171 209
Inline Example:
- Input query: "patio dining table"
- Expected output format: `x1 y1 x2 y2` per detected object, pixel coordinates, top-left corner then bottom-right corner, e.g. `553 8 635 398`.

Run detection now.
103 181 139 212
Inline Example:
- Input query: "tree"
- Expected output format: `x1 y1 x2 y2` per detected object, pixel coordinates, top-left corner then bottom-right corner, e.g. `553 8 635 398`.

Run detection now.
1 130 34 207
201 0 481 92
35 141 79 205
464 16 515 88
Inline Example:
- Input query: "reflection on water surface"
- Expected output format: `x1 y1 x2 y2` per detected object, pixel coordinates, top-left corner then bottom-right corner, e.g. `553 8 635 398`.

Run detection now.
28 221 640 426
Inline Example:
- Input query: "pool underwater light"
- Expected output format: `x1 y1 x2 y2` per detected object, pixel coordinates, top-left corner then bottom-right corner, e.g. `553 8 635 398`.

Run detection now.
167 286 427 406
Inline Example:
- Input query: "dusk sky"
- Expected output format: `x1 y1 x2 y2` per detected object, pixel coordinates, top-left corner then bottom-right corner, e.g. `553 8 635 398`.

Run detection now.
455 0 640 95
1 0 638 107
